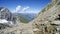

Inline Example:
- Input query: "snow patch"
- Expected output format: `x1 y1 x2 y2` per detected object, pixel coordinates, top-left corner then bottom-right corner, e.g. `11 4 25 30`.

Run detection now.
0 19 8 23
0 19 14 26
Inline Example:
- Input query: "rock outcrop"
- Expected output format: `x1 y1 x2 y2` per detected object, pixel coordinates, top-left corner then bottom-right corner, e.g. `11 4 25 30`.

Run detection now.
0 7 12 20
0 7 16 29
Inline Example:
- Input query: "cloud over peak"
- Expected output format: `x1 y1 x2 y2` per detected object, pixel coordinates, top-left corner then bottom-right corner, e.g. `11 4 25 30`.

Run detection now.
22 6 29 11
16 5 21 12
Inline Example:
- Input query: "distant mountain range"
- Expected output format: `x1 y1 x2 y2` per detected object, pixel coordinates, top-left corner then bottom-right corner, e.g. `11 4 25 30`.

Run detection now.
13 13 37 23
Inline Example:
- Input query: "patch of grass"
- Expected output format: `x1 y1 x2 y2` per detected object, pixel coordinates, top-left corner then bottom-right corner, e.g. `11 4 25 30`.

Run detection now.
57 2 60 5
41 8 46 13
18 15 29 23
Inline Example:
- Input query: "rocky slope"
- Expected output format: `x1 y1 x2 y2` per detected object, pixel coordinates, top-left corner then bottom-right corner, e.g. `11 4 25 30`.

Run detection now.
31 0 60 34
0 0 60 34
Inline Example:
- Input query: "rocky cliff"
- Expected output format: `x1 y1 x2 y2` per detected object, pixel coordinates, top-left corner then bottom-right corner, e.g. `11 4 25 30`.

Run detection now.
0 7 16 29
0 0 60 34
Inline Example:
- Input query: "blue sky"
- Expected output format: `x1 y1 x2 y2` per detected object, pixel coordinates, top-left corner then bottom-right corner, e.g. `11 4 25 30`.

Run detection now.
0 0 51 13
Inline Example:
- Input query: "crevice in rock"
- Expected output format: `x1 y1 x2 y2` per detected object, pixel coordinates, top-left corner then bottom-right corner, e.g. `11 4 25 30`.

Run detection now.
55 14 60 20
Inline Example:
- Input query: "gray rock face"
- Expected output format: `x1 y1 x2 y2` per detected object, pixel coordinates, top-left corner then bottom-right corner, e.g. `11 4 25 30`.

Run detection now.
0 7 16 22
0 7 16 28
0 7 13 21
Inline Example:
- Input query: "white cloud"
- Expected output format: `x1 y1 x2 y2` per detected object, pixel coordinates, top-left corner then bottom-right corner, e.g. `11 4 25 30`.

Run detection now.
12 6 30 13
16 5 21 12
22 6 29 11
0 19 8 23
12 5 21 13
